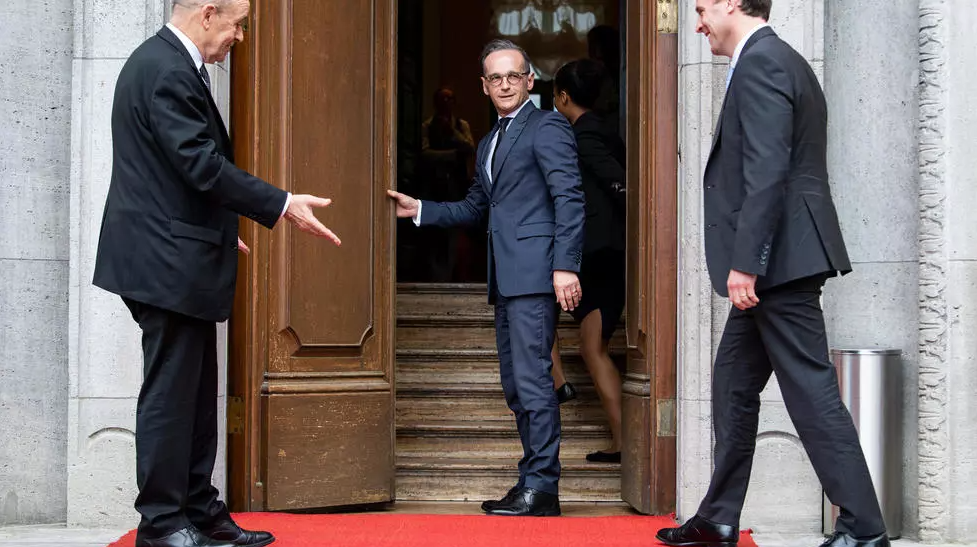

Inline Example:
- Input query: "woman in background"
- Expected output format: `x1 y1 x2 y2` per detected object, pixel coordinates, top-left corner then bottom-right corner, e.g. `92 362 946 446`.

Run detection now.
549 59 627 463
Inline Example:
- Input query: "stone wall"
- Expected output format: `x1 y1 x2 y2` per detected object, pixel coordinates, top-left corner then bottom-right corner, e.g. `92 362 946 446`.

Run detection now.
822 0 921 538
0 0 73 526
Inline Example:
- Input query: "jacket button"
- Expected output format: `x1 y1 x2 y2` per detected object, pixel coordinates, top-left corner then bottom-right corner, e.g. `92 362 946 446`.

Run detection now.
490 201 497 207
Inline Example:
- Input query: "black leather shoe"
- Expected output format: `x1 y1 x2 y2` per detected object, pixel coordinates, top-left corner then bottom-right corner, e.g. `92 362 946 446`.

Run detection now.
656 515 738 547
481 485 521 512
555 382 577 404
586 450 621 463
486 487 561 516
199 519 275 547
137 526 236 547
819 532 890 547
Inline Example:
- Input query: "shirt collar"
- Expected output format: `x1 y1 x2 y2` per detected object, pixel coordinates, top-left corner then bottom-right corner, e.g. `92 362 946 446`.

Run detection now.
499 98 532 121
730 22 769 69
166 22 204 70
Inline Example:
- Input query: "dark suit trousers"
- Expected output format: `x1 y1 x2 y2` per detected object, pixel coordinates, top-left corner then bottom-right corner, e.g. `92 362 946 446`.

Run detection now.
494 293 561 495
696 276 886 538
123 298 230 540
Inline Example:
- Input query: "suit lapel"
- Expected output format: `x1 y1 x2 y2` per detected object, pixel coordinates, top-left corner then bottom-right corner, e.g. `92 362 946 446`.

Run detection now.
709 96 728 158
707 26 777 160
476 135 492 193
157 26 232 150
491 102 536 188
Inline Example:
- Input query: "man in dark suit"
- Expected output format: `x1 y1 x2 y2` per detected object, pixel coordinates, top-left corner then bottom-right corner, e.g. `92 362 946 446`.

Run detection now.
657 2 890 547
93 2 340 546
387 39 585 517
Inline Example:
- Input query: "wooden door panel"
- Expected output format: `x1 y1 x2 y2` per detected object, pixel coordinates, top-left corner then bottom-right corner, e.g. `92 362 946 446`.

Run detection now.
264 392 393 509
230 0 397 512
621 0 677 514
285 0 376 348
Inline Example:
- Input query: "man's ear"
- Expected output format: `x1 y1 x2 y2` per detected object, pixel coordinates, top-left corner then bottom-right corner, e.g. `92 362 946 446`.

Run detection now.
201 4 218 29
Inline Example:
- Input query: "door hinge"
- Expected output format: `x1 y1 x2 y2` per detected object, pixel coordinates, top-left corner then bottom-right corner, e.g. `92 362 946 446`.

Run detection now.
656 398 676 437
657 0 678 34
228 396 245 435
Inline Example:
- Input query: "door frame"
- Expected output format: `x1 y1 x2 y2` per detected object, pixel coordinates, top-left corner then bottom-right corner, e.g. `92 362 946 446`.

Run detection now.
620 0 678 514
226 0 678 514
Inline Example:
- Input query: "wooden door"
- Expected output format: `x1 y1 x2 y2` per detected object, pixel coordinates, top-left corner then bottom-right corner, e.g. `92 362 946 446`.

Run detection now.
228 0 397 511
620 0 678 514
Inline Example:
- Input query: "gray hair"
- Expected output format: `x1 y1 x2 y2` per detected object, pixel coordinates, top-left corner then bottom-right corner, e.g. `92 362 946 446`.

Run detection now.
479 39 533 76
171 0 233 9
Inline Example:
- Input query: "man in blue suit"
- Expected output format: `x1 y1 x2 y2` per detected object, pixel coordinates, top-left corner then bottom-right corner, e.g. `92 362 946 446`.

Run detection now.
388 39 585 516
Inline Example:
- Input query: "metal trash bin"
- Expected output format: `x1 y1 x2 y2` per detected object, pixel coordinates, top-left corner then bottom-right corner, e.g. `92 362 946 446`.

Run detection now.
822 349 903 539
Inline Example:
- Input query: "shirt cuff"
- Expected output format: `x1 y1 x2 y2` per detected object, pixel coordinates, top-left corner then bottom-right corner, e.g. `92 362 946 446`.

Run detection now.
412 200 422 226
279 193 292 220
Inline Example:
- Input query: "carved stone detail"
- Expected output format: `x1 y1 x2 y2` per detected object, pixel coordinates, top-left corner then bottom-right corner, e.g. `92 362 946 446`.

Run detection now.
916 0 949 541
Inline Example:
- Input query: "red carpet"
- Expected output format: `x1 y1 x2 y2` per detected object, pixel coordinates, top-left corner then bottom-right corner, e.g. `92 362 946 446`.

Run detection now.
107 513 757 547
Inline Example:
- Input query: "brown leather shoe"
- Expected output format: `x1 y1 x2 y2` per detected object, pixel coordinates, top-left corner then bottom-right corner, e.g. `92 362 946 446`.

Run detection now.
198 519 275 547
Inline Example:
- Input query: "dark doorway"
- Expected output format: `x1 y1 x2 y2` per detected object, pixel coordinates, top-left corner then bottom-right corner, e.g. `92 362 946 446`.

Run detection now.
395 0 624 283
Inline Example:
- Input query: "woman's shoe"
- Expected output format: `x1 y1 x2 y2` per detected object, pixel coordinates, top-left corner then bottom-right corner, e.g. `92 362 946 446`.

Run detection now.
586 450 621 463
555 382 577 404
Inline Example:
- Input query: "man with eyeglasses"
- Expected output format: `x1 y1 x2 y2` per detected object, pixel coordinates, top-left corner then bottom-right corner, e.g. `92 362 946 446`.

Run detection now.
388 39 585 517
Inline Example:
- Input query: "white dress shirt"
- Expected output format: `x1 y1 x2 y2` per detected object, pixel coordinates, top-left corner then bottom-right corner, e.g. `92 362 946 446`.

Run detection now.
414 98 532 226
165 23 291 219
725 22 770 90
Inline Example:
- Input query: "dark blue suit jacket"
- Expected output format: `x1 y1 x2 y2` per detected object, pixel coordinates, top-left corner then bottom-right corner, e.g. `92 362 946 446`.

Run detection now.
421 102 585 299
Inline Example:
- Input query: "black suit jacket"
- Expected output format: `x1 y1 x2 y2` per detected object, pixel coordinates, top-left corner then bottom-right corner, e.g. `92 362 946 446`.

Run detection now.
573 111 626 254
421 102 585 299
704 27 851 297
93 27 288 321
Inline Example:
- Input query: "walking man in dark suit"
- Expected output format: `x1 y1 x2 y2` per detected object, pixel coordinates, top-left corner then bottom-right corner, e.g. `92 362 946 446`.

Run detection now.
387 39 585 517
93 1 340 546
657 2 890 547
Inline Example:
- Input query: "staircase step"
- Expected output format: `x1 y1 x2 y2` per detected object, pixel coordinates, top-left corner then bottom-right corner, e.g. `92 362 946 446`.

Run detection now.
396 385 608 424
397 420 610 436
395 456 621 502
398 326 628 351
393 284 622 503
396 433 615 459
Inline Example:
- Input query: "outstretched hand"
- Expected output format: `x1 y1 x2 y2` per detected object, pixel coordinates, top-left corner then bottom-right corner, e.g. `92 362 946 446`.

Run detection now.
386 189 420 219
284 194 342 246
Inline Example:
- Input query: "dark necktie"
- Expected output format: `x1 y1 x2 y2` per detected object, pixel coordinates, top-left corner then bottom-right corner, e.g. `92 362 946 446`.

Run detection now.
199 64 211 91
491 117 511 177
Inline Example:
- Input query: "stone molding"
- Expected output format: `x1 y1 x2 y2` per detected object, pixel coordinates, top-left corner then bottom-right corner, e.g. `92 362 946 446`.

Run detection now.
916 0 950 541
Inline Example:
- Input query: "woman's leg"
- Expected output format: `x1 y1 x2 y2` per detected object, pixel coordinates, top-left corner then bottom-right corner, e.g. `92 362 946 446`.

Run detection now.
550 333 567 388
579 310 622 452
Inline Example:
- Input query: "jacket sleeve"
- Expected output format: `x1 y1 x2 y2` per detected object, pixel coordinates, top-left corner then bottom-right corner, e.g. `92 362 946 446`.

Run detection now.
730 54 793 276
149 66 288 229
419 172 489 228
534 113 585 272
575 124 626 193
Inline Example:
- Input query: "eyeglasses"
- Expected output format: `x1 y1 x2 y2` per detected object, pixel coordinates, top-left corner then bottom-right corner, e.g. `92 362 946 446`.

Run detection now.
484 71 531 87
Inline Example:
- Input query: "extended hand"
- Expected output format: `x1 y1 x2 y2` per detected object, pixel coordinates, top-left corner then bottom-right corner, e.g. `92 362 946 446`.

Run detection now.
554 270 582 312
284 194 342 246
237 237 250 254
727 269 759 310
386 189 420 219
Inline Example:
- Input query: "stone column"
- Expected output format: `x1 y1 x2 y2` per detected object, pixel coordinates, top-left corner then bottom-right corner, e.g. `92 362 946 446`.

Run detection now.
0 0 73 526
678 0 846 534
924 0 977 541
822 0 921 538
68 0 230 527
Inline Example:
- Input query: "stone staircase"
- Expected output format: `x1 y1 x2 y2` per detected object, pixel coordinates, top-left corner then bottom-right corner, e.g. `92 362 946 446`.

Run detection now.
395 283 624 502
